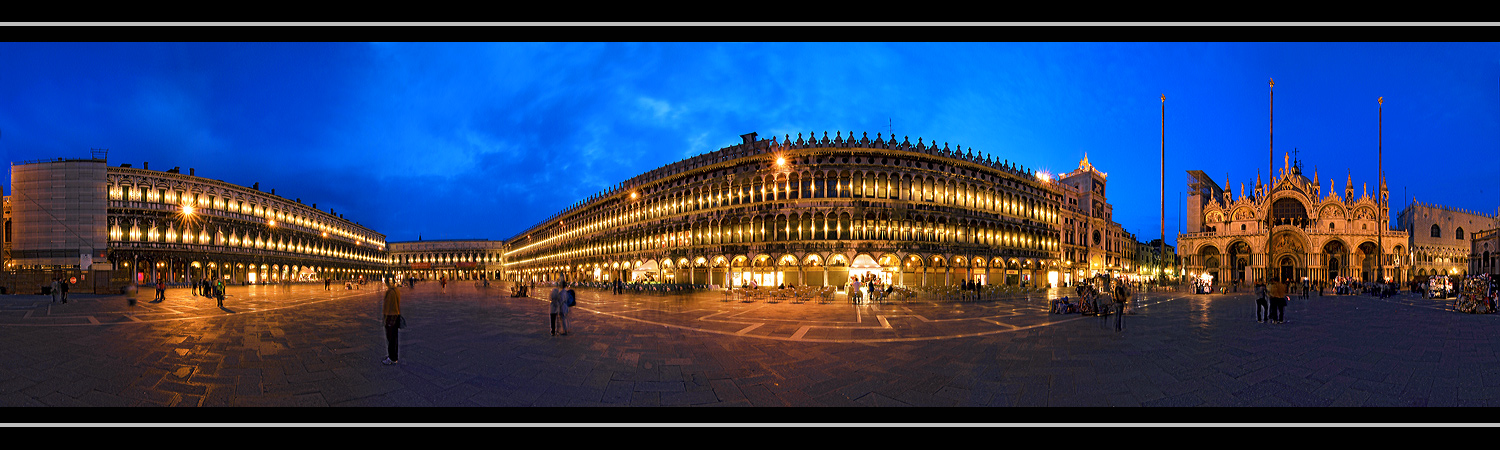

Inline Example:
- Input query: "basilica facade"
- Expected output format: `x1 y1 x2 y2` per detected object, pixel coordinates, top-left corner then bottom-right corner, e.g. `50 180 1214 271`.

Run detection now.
1178 155 1407 287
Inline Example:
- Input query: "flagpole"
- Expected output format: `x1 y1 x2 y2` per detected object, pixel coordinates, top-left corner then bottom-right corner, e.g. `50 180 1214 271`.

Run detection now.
1266 78 1275 283
1378 97 1385 285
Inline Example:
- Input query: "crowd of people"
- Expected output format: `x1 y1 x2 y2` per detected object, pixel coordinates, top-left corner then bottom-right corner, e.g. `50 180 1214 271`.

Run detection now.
1050 275 1134 331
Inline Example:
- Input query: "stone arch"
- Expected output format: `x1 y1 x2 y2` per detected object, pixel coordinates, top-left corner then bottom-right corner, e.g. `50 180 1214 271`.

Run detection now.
1356 241 1380 282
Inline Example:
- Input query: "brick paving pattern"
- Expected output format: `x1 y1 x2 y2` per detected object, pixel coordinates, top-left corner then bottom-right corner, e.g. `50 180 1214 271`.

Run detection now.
1 282 1496 419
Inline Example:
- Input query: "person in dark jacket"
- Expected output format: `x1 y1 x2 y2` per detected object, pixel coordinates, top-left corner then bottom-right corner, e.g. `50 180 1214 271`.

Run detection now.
1254 278 1269 323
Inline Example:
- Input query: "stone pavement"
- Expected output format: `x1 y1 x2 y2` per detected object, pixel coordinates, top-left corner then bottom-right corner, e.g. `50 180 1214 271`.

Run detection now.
1 282 1497 422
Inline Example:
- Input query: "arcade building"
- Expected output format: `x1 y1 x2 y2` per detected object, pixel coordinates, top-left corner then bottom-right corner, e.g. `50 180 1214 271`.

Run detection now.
387 238 504 282
501 131 1066 289
6 157 389 292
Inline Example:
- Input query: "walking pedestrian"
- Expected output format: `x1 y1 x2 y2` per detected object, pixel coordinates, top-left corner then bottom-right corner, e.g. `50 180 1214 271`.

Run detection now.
60 277 69 303
50 278 61 303
550 281 573 336
1254 278 1269 323
215 280 225 308
1268 278 1289 324
380 280 402 365
325 278 331 291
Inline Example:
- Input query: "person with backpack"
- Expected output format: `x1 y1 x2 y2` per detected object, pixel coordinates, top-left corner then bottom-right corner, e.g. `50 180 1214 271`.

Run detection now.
1254 278 1269 323
550 281 574 336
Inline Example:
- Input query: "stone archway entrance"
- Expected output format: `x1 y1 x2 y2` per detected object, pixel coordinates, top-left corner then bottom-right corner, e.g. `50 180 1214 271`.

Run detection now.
1358 242 1379 282
1324 240 1347 282
1269 230 1309 283
633 260 660 282
1278 255 1297 283
1229 240 1252 286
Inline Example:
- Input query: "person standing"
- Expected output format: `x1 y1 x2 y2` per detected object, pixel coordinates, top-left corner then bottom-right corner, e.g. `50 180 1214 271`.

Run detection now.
848 276 862 304
325 278 332 291
550 281 572 336
154 277 166 303
1254 278 1269 323
1113 280 1128 331
60 277 70 303
1268 278 1289 324
380 280 402 365
50 278 61 303
215 280 225 308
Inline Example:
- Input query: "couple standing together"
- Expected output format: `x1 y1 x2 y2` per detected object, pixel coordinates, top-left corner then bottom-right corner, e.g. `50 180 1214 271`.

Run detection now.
1254 278 1290 324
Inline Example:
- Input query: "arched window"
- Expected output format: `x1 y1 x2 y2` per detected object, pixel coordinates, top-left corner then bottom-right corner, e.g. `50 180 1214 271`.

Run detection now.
1272 198 1308 225
1456 227 1465 240
1431 224 1442 238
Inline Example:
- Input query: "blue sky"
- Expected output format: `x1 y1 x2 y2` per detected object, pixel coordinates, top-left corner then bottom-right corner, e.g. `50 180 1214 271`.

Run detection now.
4 41 1498 247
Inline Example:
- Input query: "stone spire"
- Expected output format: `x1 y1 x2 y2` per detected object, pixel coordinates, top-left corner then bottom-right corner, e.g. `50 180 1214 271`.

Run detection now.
1345 172 1354 202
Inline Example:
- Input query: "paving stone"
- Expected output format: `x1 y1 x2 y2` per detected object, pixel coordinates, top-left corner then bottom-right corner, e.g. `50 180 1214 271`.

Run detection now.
6 286 1500 415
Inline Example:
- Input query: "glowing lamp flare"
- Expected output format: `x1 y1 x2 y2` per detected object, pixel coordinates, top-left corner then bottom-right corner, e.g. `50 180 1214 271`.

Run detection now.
182 205 195 215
